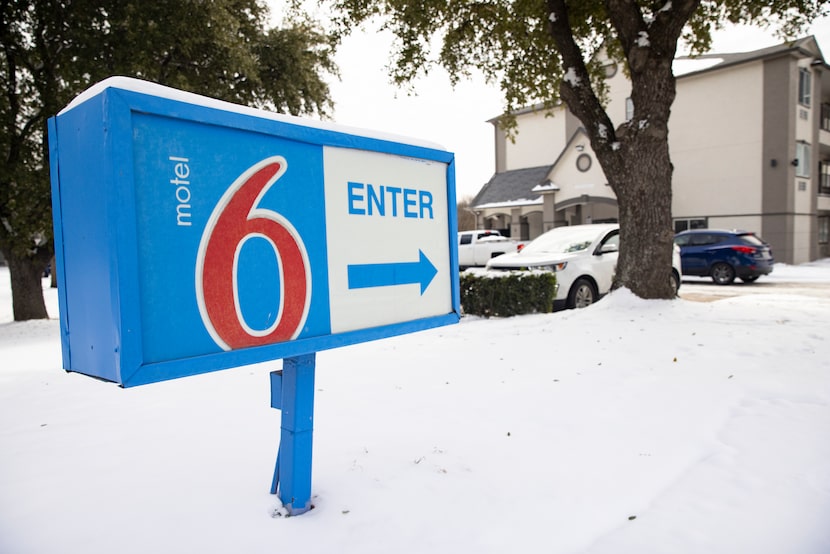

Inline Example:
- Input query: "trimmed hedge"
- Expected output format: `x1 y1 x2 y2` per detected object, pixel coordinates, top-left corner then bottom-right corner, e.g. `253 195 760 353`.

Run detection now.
460 270 557 317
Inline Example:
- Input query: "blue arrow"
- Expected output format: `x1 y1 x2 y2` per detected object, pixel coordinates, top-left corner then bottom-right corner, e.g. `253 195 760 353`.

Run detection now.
347 250 438 295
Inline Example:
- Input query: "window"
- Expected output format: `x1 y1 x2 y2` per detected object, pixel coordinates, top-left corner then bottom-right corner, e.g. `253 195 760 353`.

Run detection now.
625 97 634 121
689 233 726 246
796 141 811 178
819 216 829 244
798 68 811 107
598 231 619 253
674 218 707 233
673 234 691 247
820 162 830 195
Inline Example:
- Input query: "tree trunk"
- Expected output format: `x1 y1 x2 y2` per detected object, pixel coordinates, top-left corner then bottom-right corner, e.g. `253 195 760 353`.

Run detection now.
612 136 676 299
544 0 697 301
7 251 50 320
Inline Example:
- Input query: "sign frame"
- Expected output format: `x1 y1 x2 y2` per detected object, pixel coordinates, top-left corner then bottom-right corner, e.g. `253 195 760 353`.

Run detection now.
49 78 460 388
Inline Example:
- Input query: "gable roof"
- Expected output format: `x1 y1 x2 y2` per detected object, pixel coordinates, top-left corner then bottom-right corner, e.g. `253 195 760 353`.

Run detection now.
471 165 551 209
548 127 590 174
674 35 824 78
473 127 592 208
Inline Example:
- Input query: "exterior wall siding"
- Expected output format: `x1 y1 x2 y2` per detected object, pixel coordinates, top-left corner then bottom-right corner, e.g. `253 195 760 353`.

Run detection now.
707 215 764 233
762 56 798 263
671 62 765 220
504 110 567 171
794 58 817 264
792 214 813 263
494 124 507 174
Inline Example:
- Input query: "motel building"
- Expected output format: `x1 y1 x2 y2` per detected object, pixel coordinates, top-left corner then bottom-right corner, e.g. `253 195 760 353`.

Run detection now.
471 36 830 264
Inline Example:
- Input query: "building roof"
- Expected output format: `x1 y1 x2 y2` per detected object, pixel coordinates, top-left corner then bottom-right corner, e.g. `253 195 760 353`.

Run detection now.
487 37 825 123
471 165 551 209
674 36 824 78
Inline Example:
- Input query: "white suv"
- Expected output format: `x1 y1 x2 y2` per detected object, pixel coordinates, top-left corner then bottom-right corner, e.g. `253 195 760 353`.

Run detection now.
485 224 682 309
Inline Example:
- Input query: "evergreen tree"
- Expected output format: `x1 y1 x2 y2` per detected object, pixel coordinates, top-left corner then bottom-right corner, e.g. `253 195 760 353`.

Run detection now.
0 0 337 320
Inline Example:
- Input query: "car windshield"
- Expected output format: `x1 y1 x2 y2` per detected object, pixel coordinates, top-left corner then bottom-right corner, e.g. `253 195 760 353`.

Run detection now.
521 227 603 255
738 234 765 247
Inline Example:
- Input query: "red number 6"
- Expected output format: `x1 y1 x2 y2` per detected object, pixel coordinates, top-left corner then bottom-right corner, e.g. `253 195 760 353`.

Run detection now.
196 156 310 351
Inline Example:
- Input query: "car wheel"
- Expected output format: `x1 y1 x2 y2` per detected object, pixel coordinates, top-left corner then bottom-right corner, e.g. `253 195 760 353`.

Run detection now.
710 262 735 285
740 275 759 283
670 271 680 295
568 278 597 309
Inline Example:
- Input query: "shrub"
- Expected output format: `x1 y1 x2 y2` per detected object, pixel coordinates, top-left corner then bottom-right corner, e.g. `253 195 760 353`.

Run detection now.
460 270 557 317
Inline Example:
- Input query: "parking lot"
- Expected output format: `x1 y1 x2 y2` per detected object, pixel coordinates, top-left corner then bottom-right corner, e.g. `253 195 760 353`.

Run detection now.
679 272 830 302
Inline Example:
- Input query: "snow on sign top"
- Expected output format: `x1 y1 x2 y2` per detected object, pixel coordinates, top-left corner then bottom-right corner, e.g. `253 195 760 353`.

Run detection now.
60 76 446 151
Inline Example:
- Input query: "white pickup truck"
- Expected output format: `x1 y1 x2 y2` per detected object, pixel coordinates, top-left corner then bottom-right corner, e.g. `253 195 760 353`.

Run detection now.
458 230 523 268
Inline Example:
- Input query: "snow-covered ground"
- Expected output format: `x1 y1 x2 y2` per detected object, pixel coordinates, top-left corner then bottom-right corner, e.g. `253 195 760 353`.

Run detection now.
1 263 829 553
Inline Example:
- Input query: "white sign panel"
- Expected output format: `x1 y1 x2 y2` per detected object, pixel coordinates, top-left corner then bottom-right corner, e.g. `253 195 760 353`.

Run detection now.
324 146 453 333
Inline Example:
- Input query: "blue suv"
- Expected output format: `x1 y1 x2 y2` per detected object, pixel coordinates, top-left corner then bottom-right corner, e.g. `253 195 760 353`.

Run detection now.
674 229 774 285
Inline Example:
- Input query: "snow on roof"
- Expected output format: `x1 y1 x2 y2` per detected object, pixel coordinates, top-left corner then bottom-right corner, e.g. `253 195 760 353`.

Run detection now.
474 197 544 210
59 76 446 151
672 57 725 76
531 182 560 193
472 165 552 207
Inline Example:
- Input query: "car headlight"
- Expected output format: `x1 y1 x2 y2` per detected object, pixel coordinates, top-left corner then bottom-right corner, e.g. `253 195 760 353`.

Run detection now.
542 262 567 272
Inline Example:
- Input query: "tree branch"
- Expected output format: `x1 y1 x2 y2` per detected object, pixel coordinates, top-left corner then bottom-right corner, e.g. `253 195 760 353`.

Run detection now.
545 0 619 160
604 0 644 53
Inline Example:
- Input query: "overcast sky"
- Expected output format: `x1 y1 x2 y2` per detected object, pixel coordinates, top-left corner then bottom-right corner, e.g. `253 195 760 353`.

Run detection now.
268 5 830 200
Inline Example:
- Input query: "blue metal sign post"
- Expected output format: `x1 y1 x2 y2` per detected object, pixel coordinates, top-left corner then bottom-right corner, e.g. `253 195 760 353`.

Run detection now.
48 77 460 514
270 354 316 515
